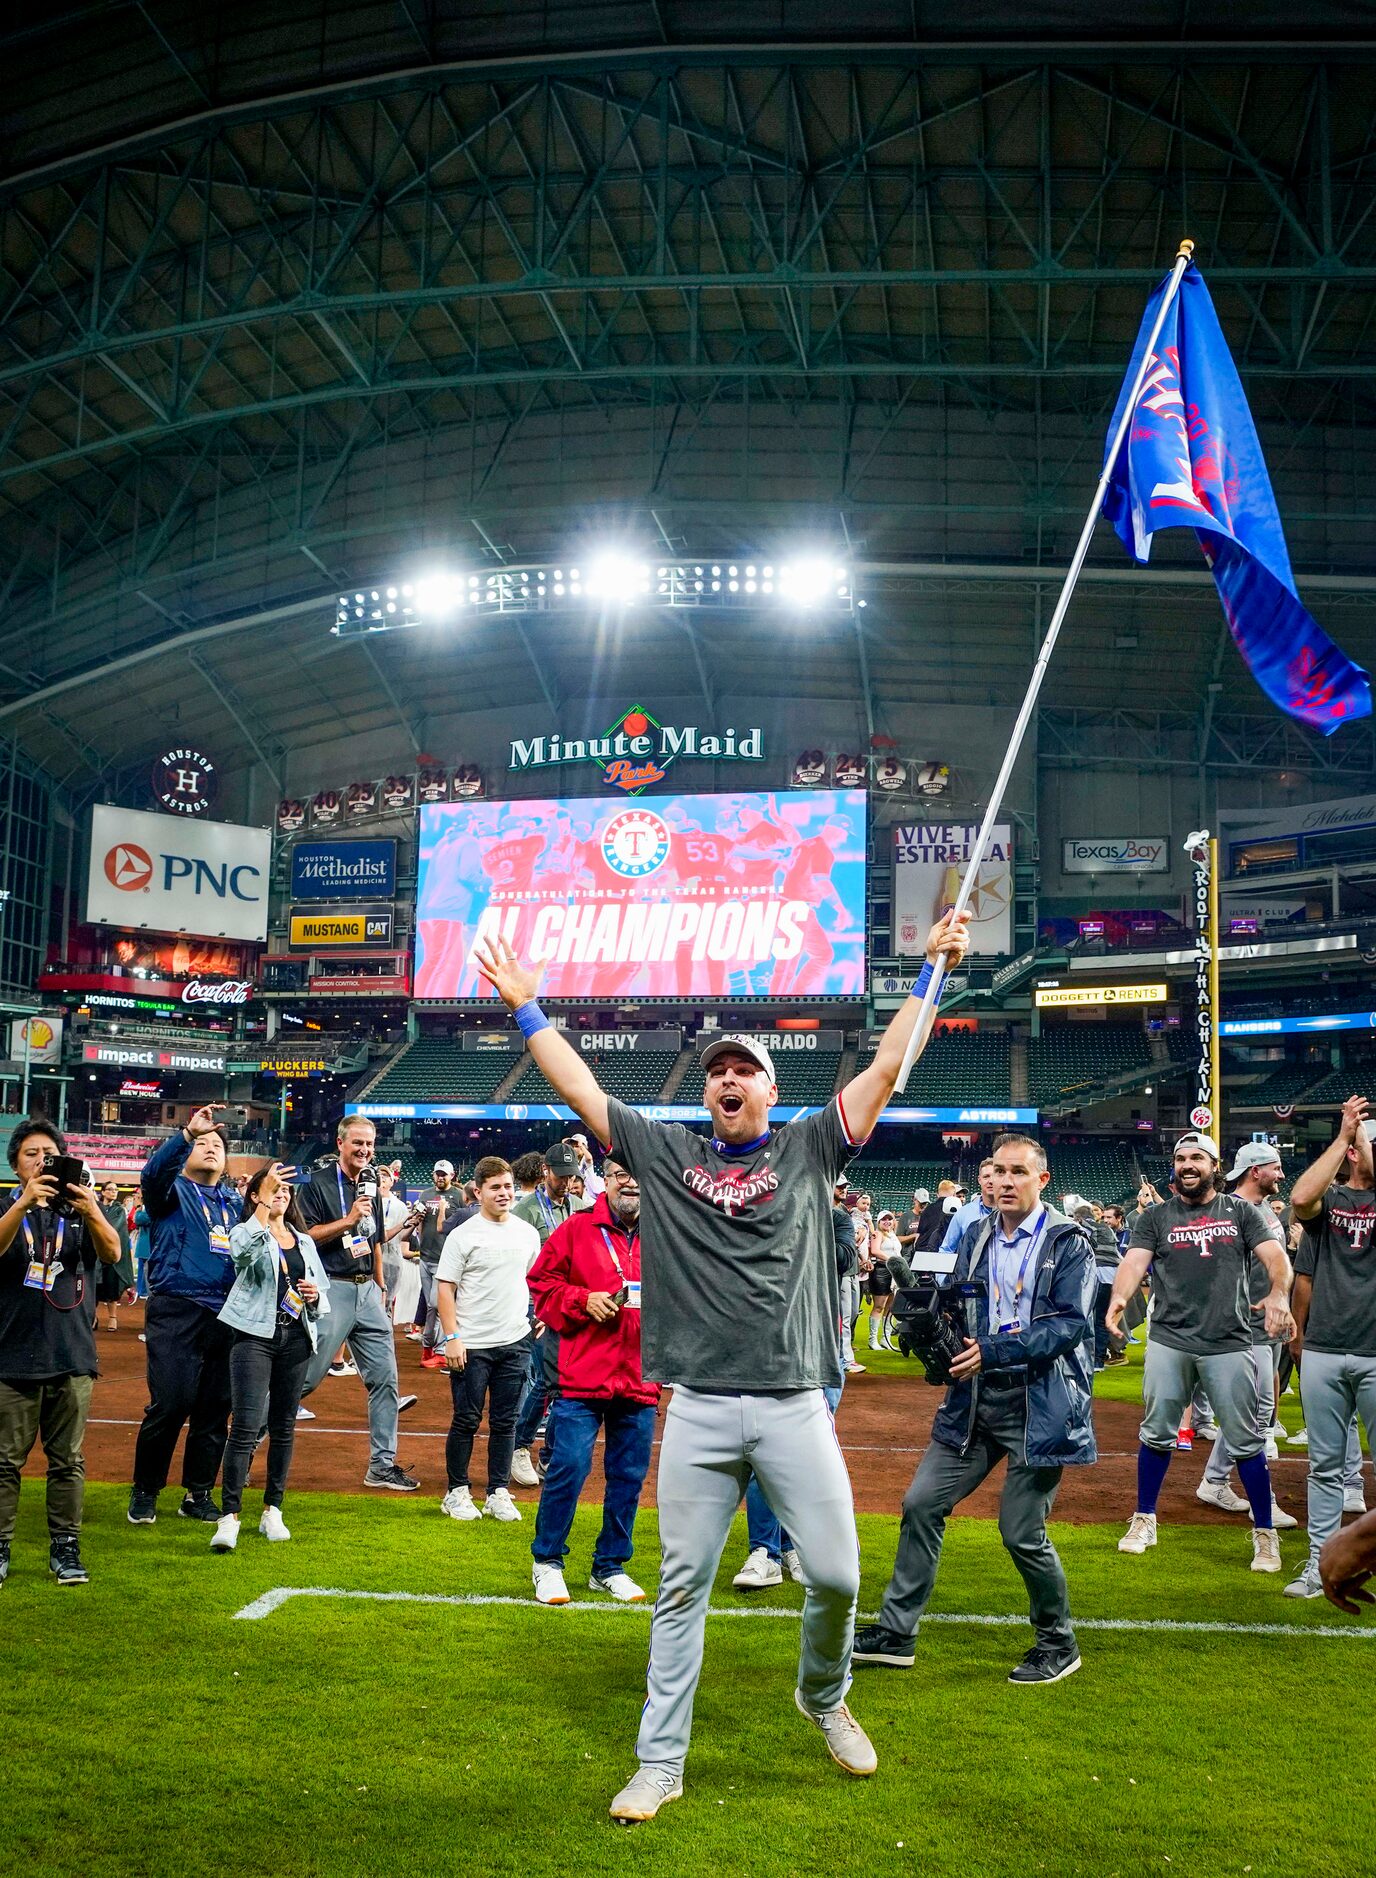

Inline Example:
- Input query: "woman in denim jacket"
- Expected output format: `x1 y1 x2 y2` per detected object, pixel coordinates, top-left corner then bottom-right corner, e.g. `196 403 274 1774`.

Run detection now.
211 1163 331 1553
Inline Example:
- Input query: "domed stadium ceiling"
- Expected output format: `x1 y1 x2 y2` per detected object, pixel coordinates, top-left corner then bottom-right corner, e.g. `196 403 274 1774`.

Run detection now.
1 3 1375 796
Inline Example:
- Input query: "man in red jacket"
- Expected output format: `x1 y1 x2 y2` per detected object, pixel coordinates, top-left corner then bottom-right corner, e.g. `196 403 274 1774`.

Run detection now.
527 1157 659 1606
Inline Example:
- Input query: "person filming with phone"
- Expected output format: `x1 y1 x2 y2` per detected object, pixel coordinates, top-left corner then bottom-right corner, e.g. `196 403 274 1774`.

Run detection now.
0 1118 122 1587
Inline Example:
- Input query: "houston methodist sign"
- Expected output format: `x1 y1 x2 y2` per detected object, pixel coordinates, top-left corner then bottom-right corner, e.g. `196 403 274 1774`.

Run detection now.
509 704 763 795
85 805 271 943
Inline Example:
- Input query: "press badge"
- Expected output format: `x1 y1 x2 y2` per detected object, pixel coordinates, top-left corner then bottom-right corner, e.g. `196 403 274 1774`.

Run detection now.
208 1226 232 1252
280 1287 305 1320
623 1281 642 1311
24 1259 57 1293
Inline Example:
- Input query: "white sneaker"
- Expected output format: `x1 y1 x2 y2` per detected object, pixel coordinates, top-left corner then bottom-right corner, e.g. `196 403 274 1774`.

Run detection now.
1283 1560 1324 1599
609 1766 683 1823
483 1487 521 1522
590 1571 646 1603
337 1360 359 1377
1266 1421 1286 1438
782 1547 805 1584
1196 1421 1220 1442
533 1562 571 1605
210 1514 240 1553
732 1546 783 1590
1287 1428 1309 1446
844 1361 866 1375
295 1405 315 1421
1266 1503 1300 1531
1344 1489 1368 1515
441 1486 481 1521
259 1506 291 1542
1251 1527 1283 1573
1264 1437 1279 1461
1118 1512 1157 1554
793 1689 878 1776
1196 1479 1250 1514
510 1447 542 1488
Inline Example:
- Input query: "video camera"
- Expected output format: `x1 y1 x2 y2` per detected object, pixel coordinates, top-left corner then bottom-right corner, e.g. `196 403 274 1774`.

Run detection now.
889 1274 970 1387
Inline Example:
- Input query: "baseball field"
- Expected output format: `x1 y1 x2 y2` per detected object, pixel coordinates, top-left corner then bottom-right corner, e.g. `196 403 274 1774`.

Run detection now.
2 1339 1369 1878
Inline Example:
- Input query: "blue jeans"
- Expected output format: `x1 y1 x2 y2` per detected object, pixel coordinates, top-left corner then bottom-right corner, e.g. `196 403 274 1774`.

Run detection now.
515 1329 560 1453
531 1396 657 1578
745 1383 842 1559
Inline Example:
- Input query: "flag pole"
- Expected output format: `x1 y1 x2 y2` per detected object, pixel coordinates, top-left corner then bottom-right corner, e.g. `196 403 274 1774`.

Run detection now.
894 237 1196 1093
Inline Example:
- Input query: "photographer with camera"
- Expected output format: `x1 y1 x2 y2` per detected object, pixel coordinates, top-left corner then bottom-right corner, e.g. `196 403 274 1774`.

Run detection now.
854 1135 1096 1686
0 1118 122 1586
296 1116 419 1492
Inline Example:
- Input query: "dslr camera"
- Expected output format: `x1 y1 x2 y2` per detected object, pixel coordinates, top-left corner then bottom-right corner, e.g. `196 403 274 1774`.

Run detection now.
890 1278 968 1387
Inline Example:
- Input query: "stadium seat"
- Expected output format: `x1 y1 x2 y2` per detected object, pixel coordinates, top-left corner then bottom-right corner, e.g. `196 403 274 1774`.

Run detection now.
364 1040 521 1102
851 1033 1012 1106
1027 1025 1151 1105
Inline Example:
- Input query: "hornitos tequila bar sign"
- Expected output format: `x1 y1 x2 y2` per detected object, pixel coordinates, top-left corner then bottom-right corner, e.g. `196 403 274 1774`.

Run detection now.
509 704 764 795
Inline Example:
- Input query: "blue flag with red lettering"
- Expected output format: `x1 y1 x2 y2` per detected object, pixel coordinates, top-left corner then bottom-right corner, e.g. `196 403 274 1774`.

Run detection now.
1103 263 1370 734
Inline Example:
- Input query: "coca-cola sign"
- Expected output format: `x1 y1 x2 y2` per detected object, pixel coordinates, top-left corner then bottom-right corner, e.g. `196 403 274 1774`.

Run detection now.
181 978 254 1006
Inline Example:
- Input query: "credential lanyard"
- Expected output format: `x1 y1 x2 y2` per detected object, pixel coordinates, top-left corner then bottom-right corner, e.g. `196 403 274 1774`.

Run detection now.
598 1225 637 1282
199 1192 230 1234
22 1214 80 1311
991 1209 1047 1328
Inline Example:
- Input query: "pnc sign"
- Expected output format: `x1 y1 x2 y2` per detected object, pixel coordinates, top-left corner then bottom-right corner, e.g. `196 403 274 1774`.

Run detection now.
85 805 271 943
509 704 764 796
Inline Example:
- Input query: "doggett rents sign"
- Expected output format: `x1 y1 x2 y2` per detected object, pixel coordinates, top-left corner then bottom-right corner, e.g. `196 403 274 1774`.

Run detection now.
86 805 271 944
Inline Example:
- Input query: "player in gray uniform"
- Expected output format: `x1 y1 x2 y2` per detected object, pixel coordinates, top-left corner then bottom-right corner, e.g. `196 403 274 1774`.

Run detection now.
474 909 970 1824
1108 1132 1293 1574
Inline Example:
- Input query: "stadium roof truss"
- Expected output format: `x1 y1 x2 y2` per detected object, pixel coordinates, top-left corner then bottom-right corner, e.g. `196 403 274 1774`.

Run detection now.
1 16 1375 793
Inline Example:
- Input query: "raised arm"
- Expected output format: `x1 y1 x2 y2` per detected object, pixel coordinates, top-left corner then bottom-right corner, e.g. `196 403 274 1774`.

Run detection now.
1291 1096 1369 1220
474 936 611 1145
838 910 970 1145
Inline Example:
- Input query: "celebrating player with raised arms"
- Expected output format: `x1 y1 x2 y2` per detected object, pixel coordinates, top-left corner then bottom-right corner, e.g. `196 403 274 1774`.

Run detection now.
474 907 970 1824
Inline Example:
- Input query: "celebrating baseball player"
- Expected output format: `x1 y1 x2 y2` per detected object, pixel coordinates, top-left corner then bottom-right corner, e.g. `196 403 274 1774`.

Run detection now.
1109 1132 1294 1572
474 907 970 1823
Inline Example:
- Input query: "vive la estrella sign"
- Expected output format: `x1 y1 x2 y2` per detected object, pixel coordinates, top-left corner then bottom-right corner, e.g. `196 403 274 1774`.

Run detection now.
509 704 763 796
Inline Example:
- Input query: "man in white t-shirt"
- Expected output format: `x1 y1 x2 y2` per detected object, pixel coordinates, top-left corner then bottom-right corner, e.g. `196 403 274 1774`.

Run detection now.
435 1156 541 1525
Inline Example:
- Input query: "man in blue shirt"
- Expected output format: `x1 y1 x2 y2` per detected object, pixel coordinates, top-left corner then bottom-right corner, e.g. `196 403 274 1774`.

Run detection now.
854 1135 1096 1686
128 1103 242 1525
937 1158 996 1260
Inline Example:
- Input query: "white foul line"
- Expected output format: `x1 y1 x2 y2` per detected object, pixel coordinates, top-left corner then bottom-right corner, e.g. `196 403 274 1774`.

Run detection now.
230 1584 1375 1640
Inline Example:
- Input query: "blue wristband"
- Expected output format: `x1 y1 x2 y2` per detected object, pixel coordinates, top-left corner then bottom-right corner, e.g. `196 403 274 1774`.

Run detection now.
515 999 550 1040
913 962 936 1001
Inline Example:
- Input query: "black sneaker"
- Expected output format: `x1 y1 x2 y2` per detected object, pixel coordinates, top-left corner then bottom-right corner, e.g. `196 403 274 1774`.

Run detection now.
397 1393 418 1414
49 1538 90 1586
363 1462 420 1491
851 1623 916 1668
1008 1642 1082 1685
127 1488 158 1525
178 1492 222 1521
0 1538 9 1585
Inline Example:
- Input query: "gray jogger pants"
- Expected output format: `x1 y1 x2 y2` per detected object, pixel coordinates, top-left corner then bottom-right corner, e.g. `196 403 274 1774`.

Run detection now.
636 1387 859 1775
1140 1341 1266 1459
1203 1346 1276 1484
1299 1351 1376 1563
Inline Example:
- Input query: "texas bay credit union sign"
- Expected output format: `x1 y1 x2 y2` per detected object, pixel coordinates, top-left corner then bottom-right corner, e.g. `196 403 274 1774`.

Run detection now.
509 704 764 796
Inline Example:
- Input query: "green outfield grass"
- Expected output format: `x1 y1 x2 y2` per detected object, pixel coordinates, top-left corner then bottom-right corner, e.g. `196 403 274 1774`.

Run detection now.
2 1482 1370 1878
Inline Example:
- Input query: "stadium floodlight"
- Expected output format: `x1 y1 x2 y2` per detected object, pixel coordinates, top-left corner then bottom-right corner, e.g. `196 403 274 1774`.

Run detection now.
412 570 468 620
583 550 652 606
777 556 849 608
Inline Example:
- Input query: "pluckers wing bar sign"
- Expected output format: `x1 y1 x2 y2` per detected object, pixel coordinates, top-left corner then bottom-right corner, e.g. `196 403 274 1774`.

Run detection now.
509 705 763 796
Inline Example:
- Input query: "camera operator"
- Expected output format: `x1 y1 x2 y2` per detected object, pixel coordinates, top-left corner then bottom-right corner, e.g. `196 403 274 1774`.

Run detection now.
0 1118 121 1586
854 1135 1096 1685
296 1116 419 1492
128 1103 242 1526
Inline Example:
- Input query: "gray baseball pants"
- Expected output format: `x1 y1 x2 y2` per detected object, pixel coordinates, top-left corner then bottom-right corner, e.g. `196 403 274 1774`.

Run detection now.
636 1386 859 1775
1300 1352 1376 1564
1139 1341 1266 1458
1203 1345 1276 1484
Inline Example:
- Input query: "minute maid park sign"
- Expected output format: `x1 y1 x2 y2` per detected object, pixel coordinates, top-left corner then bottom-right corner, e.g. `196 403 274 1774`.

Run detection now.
509 704 764 795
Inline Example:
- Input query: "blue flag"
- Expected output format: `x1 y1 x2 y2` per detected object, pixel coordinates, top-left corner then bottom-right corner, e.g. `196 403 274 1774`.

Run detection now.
1103 263 1371 734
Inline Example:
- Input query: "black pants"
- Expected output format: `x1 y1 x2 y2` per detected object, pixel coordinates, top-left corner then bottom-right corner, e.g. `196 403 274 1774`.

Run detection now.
446 1339 532 1492
132 1293 235 1497
221 1319 313 1515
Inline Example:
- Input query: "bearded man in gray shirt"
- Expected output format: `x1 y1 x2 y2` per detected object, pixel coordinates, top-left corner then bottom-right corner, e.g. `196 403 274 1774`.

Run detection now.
475 908 970 1824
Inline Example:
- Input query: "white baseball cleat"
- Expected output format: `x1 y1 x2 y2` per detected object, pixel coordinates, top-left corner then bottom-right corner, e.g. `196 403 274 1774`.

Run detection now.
1251 1527 1283 1573
793 1689 878 1776
1117 1512 1157 1554
609 1767 684 1824
1283 1561 1324 1600
732 1546 783 1590
1196 1480 1250 1514
589 1571 646 1602
1344 1489 1368 1515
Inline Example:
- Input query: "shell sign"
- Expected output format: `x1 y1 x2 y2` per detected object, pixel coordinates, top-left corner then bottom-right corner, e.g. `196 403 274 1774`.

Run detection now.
11 1014 63 1065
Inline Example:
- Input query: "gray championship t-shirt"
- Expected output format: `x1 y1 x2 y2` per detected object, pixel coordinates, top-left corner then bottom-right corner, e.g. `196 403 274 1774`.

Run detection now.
605 1095 856 1390
1294 1184 1376 1357
1130 1193 1277 1355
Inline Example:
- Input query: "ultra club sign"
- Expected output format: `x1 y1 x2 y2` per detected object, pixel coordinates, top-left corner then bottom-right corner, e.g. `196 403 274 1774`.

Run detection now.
509 705 764 796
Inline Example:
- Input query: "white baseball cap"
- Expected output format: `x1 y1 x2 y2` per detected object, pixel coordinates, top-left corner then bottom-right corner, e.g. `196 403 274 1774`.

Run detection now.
1175 1132 1221 1163
1225 1141 1283 1182
698 1034 777 1082
433 1159 456 1176
914 1187 930 1203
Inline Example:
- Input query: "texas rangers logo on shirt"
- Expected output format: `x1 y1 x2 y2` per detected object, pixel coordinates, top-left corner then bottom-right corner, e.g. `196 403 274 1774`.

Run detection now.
602 809 670 880
1329 1204 1375 1251
1167 1216 1240 1258
683 1163 780 1216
